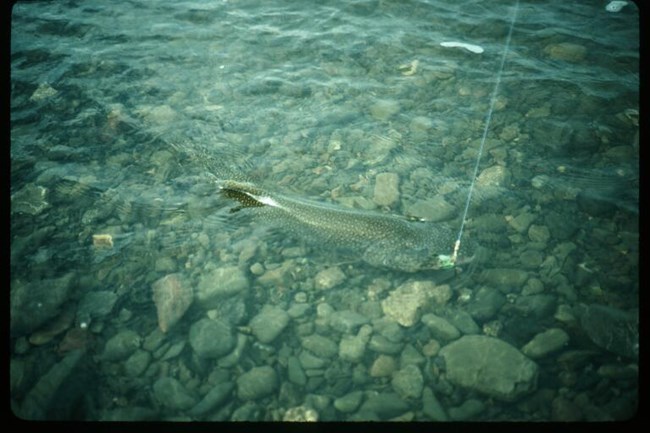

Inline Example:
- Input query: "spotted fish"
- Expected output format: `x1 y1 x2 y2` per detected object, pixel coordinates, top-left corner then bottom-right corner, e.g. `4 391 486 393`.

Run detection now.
219 180 476 272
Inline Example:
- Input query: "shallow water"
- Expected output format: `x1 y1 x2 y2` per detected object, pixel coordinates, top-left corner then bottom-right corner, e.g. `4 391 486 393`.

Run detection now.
11 0 638 422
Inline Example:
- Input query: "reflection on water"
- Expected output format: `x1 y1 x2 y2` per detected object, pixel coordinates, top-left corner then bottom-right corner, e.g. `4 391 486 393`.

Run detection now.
11 0 638 421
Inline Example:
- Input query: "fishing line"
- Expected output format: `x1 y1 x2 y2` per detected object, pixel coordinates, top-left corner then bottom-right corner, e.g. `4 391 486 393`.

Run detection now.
449 0 520 266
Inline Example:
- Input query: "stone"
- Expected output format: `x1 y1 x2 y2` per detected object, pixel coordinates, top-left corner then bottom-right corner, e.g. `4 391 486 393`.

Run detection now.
381 280 434 327
236 366 278 400
406 197 456 222
476 165 510 187
522 328 570 359
283 406 318 422
329 310 369 334
578 304 638 359
528 224 551 244
152 377 197 411
77 290 118 323
370 355 397 377
391 364 424 399
124 349 151 377
359 392 409 420
421 314 460 342
11 273 75 336
301 334 338 359
369 99 400 121
422 387 448 421
101 330 141 362
448 399 485 421
314 266 346 290
373 172 400 207
439 335 538 401
11 183 49 215
544 42 587 62
465 286 506 322
480 268 529 291
152 273 192 333
508 212 537 233
249 305 290 343
339 325 372 363
187 381 234 418
195 266 248 309
189 318 235 359
334 390 364 413
287 356 307 386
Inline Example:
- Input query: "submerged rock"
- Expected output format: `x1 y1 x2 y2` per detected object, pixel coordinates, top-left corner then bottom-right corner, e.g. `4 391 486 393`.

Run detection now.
152 273 193 333
439 335 538 401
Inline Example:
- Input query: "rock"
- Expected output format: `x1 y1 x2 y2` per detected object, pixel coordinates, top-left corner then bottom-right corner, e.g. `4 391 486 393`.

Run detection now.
406 197 456 222
287 356 307 386
77 290 118 323
187 381 234 417
381 280 434 327
448 398 485 421
522 328 570 359
152 273 192 333
195 266 248 309
439 335 538 401
11 273 75 336
334 390 364 413
391 364 424 399
124 349 151 377
519 249 543 269
368 334 403 355
551 396 583 421
11 183 49 215
544 42 587 62
400 344 425 368
101 330 141 362
314 266 346 290
339 325 372 363
28 306 75 346
236 366 278 400
422 387 448 421
17 350 84 420
476 165 510 187
528 224 551 244
298 350 327 369
329 310 369 334
480 268 529 291
373 172 400 207
465 286 506 322
359 392 409 420
370 354 397 377
370 99 400 121
249 305 290 343
421 314 460 342
189 318 235 359
514 294 557 319
152 377 197 411
301 334 338 359
578 304 638 359
508 212 537 233
283 406 318 422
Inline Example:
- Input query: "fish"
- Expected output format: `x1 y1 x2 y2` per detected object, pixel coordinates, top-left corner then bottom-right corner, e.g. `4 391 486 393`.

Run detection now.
218 179 476 272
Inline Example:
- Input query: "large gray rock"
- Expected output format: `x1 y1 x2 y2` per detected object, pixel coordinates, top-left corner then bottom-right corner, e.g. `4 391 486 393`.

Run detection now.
236 366 278 400
249 305 289 343
189 318 235 359
195 266 249 309
439 335 538 401
578 304 638 359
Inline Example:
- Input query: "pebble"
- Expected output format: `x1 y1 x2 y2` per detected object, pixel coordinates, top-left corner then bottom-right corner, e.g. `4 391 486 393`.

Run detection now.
508 212 537 233
391 364 424 399
422 387 448 421
373 172 400 207
528 224 551 244
476 165 510 187
480 268 529 291
152 273 193 333
381 280 433 327
153 377 197 411
519 249 544 269
338 325 372 363
101 330 141 362
188 318 235 359
334 390 364 413
370 354 397 377
514 294 557 319
439 335 538 401
301 334 338 359
465 286 506 322
283 405 319 422
124 349 151 377
287 356 307 386
236 366 278 401
299 350 327 369
77 290 118 323
314 266 346 290
195 266 249 309
543 42 587 62
249 305 290 343
369 99 400 121
328 310 369 334
421 313 461 342
448 398 485 421
368 334 404 355
405 197 456 222
399 344 425 368
522 328 569 359
359 392 409 420
187 381 234 418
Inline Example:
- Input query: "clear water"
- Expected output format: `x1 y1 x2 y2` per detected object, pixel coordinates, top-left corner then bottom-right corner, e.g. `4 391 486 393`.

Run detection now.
11 0 638 421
